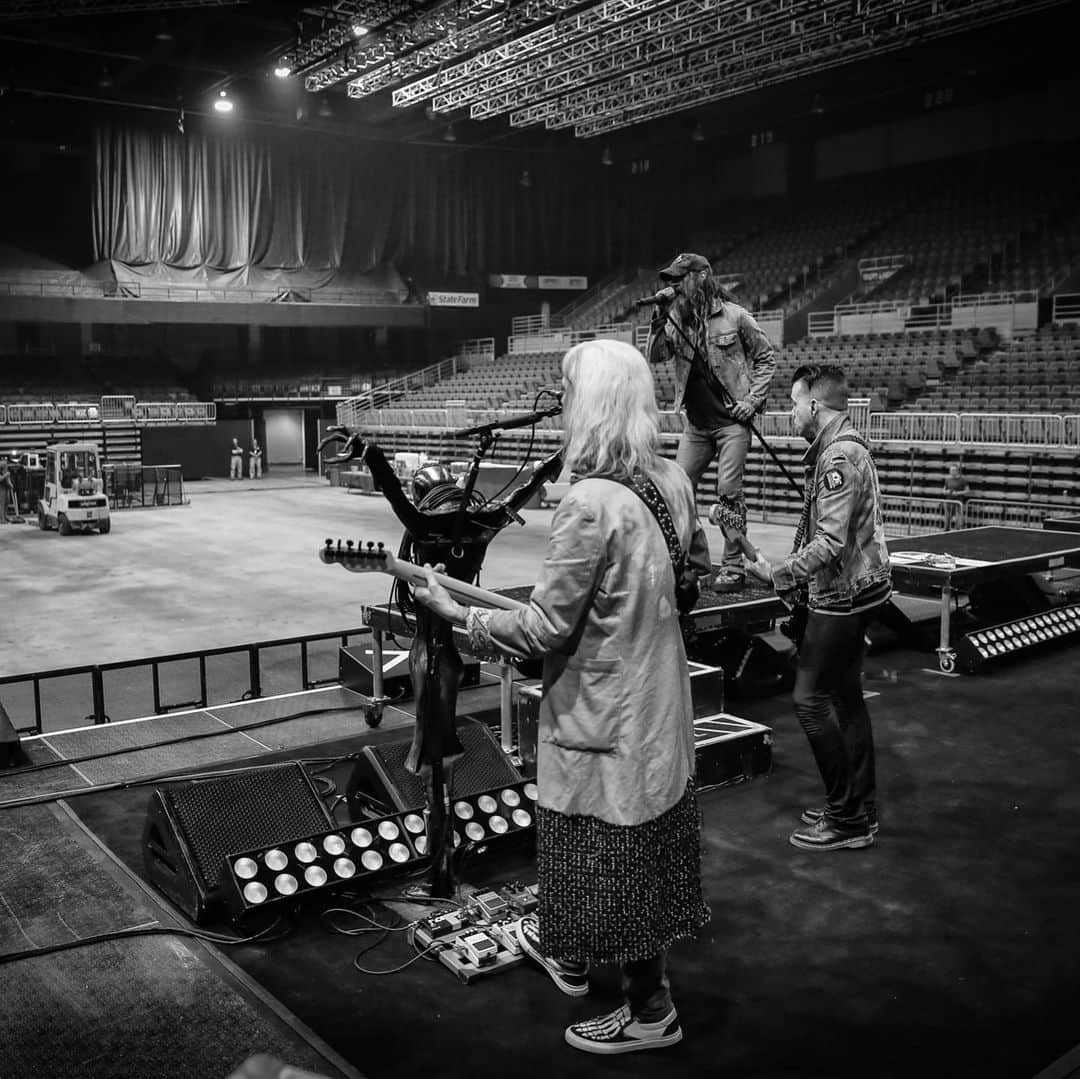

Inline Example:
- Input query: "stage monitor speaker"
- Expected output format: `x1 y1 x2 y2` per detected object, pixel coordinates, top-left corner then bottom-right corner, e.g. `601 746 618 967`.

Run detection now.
339 642 481 701
142 762 333 924
346 717 522 816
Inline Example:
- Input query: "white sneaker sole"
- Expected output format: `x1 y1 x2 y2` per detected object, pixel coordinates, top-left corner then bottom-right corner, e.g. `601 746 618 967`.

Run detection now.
565 1026 683 1054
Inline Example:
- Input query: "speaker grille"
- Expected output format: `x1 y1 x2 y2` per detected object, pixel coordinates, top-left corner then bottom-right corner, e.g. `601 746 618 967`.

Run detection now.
166 763 331 891
373 721 521 809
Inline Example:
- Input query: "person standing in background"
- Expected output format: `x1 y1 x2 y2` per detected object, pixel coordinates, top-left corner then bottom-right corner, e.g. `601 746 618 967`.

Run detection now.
249 439 263 480
229 438 243 480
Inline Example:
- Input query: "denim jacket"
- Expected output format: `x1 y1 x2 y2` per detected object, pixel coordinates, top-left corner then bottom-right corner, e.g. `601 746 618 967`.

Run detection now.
772 414 891 609
647 299 776 418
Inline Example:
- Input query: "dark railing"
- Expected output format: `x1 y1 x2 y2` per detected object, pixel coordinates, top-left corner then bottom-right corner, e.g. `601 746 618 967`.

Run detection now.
0 626 371 735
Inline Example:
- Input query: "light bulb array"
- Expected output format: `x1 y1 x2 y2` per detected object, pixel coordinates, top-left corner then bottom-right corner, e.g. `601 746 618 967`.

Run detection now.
223 780 538 918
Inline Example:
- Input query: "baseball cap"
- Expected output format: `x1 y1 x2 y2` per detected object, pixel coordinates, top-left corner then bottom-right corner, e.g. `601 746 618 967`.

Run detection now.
658 252 712 281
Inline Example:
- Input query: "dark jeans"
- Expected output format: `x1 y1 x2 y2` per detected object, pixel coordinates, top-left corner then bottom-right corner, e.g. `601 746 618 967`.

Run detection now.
622 951 672 1019
793 606 879 829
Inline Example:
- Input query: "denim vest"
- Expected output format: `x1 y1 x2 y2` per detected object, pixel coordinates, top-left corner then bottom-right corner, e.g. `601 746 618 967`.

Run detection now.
772 415 892 609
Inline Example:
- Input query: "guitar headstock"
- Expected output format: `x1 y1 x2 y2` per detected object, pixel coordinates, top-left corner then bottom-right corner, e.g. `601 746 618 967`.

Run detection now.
319 538 394 573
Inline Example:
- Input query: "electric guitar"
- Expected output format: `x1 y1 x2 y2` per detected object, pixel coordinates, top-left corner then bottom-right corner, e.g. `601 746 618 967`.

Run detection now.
319 538 527 612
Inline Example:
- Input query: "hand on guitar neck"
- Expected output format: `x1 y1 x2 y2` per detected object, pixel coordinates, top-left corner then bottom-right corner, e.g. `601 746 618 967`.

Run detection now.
319 538 526 612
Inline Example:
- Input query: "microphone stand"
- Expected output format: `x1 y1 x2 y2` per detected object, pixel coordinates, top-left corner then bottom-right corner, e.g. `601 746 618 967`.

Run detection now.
448 402 563 554
656 302 803 497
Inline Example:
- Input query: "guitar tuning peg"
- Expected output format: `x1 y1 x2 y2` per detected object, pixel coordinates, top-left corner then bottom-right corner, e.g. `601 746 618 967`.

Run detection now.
336 539 342 553
324 538 333 548
345 540 355 553
376 541 384 552
366 540 375 551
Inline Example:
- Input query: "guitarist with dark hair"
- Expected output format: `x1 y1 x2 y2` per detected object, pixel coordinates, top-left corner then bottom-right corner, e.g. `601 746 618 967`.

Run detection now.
745 364 891 853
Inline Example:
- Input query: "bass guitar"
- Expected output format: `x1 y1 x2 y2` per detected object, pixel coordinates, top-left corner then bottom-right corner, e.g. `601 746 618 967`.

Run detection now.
319 538 526 612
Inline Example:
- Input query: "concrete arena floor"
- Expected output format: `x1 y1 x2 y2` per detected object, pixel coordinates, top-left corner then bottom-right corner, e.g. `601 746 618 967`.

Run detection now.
2 472 800 679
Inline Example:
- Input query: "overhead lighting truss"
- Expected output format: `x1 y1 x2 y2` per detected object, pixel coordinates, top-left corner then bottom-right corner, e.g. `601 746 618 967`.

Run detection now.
0 0 242 14
293 0 1065 136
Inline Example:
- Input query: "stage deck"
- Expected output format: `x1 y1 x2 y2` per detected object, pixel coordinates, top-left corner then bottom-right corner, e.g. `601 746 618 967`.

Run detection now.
1043 515 1080 533
887 527 1080 671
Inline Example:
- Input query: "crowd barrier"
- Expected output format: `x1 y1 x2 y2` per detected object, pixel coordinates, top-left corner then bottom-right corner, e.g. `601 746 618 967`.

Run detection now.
810 290 1039 339
508 323 634 354
0 398 215 427
345 402 1080 451
103 464 187 508
961 499 1068 529
880 496 964 536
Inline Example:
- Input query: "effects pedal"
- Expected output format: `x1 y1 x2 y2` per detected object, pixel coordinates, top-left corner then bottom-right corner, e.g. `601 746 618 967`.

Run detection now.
469 890 510 920
456 930 499 968
503 882 539 914
487 918 523 956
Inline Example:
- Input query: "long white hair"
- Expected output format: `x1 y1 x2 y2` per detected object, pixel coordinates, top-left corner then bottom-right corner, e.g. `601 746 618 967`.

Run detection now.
561 339 661 479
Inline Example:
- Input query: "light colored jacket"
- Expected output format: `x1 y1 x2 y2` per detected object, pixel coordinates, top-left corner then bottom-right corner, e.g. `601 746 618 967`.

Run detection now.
646 298 776 417
475 457 711 827
772 414 892 608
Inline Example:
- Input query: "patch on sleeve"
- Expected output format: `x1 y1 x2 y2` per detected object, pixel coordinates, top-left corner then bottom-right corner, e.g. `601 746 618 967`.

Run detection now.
821 468 845 492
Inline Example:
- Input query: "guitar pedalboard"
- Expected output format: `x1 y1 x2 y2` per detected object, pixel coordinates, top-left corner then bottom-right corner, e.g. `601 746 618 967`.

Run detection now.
413 882 539 984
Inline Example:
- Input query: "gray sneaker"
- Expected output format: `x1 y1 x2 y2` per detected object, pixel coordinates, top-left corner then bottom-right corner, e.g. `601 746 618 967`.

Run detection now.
801 807 879 835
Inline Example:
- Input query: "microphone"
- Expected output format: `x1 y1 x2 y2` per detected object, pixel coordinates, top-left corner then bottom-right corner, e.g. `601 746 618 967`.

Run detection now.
634 286 678 308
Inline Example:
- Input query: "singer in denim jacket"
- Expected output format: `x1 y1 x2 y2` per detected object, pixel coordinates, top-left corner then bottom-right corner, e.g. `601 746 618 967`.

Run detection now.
645 252 776 591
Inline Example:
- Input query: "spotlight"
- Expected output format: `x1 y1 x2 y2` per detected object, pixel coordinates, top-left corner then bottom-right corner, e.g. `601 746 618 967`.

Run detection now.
213 90 234 114
600 145 613 166
97 65 113 89
318 96 333 118
691 121 706 143
274 61 292 78
352 23 369 36
154 18 173 42
443 122 457 142
519 169 532 188
811 93 826 115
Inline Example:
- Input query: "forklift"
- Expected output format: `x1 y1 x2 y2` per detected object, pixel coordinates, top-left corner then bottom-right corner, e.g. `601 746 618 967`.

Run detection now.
37 441 112 534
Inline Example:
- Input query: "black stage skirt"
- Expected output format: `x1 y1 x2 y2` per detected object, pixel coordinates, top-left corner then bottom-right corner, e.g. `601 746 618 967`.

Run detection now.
536 782 711 965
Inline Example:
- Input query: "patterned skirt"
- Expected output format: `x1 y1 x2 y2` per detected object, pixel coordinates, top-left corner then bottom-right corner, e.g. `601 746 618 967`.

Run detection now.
536 783 711 965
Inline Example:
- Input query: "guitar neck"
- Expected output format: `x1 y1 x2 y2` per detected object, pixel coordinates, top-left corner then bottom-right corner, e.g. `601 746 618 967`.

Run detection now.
390 561 526 612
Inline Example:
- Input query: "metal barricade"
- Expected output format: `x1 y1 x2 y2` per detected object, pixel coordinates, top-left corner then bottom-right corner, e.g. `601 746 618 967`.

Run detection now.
868 412 960 443
6 402 55 425
958 413 1063 447
881 496 963 537
0 404 5 425
963 499 1071 529
101 395 137 423
1064 415 1079 447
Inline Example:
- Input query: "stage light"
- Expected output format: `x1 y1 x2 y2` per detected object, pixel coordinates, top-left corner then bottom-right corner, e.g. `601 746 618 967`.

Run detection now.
443 122 457 142
154 19 173 42
691 122 706 142
214 90 234 114
274 62 292 78
519 169 532 188
318 96 333 118
600 145 613 166
97 66 113 89
223 808 427 919
352 23 369 36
